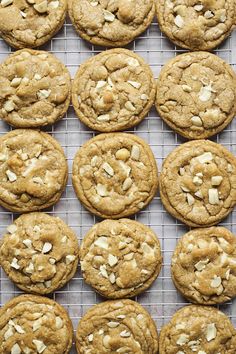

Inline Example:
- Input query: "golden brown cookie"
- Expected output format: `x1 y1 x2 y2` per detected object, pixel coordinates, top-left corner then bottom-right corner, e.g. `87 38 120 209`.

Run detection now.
160 140 236 227
156 0 236 51
0 0 67 49
72 133 158 219
171 227 236 305
156 52 236 139
0 49 71 128
0 294 73 353
0 129 68 212
80 219 162 299
72 48 156 132
0 212 79 294
68 0 155 47
76 299 158 353
159 305 236 353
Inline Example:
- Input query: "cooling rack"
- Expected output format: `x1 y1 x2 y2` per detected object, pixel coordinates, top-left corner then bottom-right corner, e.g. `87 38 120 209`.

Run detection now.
0 15 236 353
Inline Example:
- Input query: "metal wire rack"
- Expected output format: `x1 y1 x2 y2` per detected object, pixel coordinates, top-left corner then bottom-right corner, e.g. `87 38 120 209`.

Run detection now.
0 15 236 353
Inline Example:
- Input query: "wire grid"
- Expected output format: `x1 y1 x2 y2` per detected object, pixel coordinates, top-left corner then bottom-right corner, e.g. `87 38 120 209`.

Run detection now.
0 15 236 353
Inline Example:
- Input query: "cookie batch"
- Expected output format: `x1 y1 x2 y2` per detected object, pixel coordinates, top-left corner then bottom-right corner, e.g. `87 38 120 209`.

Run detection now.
0 0 236 353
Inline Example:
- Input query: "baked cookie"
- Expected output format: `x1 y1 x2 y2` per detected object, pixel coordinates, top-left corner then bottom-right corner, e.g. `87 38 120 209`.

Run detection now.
159 305 236 353
156 0 236 51
171 227 236 305
80 219 162 299
160 140 236 227
72 133 158 219
0 212 79 294
0 294 73 354
68 0 155 47
72 48 156 132
156 51 236 139
0 0 66 49
0 49 71 128
0 129 68 212
76 299 158 353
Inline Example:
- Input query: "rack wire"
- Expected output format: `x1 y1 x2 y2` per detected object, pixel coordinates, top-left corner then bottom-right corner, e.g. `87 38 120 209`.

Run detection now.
0 15 236 353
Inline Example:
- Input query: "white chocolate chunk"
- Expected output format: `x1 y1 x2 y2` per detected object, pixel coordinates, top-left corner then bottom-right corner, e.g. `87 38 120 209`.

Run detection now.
34 74 41 80
25 262 34 274
107 321 119 328
7 224 17 234
42 242 52 253
193 176 202 186
176 333 189 345
37 89 51 100
108 254 118 267
174 15 184 28
33 0 48 13
4 326 14 340
120 330 131 337
122 177 132 191
6 169 17 182
211 176 223 186
94 236 109 249
181 186 190 192
197 152 213 164
1 0 13 6
220 14 226 22
208 188 220 205
128 80 141 89
198 351 206 354
97 114 110 122
140 94 148 100
191 116 202 127
117 315 125 319
211 275 221 288
11 257 20 269
49 258 56 264
32 177 44 185
125 101 135 112
48 0 59 8
23 239 32 248
109 272 116 284
227 164 233 172
127 58 139 67
204 10 214 18
102 162 114 176
199 84 213 102
11 77 22 87
96 183 109 197
225 269 230 280
176 324 186 330
66 255 76 264
88 334 93 342
99 264 108 278
103 335 111 347
182 84 192 92
194 259 209 271
11 344 21 354
194 4 203 11
131 145 140 160
194 190 203 199
22 77 29 85
206 323 217 342
32 339 47 353
186 193 194 206
14 324 25 334
96 80 106 89
103 9 115 22
90 1 98 5
33 318 42 331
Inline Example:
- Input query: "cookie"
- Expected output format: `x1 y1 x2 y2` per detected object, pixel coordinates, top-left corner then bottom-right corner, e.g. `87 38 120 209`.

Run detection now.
159 305 236 353
72 133 158 219
80 219 162 299
0 49 71 128
156 0 236 51
72 48 156 132
0 0 66 49
0 129 68 212
0 294 73 354
68 0 155 47
171 227 236 305
160 140 236 227
0 212 79 294
76 299 158 353
156 51 236 140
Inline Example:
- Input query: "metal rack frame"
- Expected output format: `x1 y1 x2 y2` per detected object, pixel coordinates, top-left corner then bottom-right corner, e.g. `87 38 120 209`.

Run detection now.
0 16 235 353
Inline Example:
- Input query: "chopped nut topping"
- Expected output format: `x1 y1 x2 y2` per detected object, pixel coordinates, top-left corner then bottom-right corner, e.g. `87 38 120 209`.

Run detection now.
115 148 130 161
